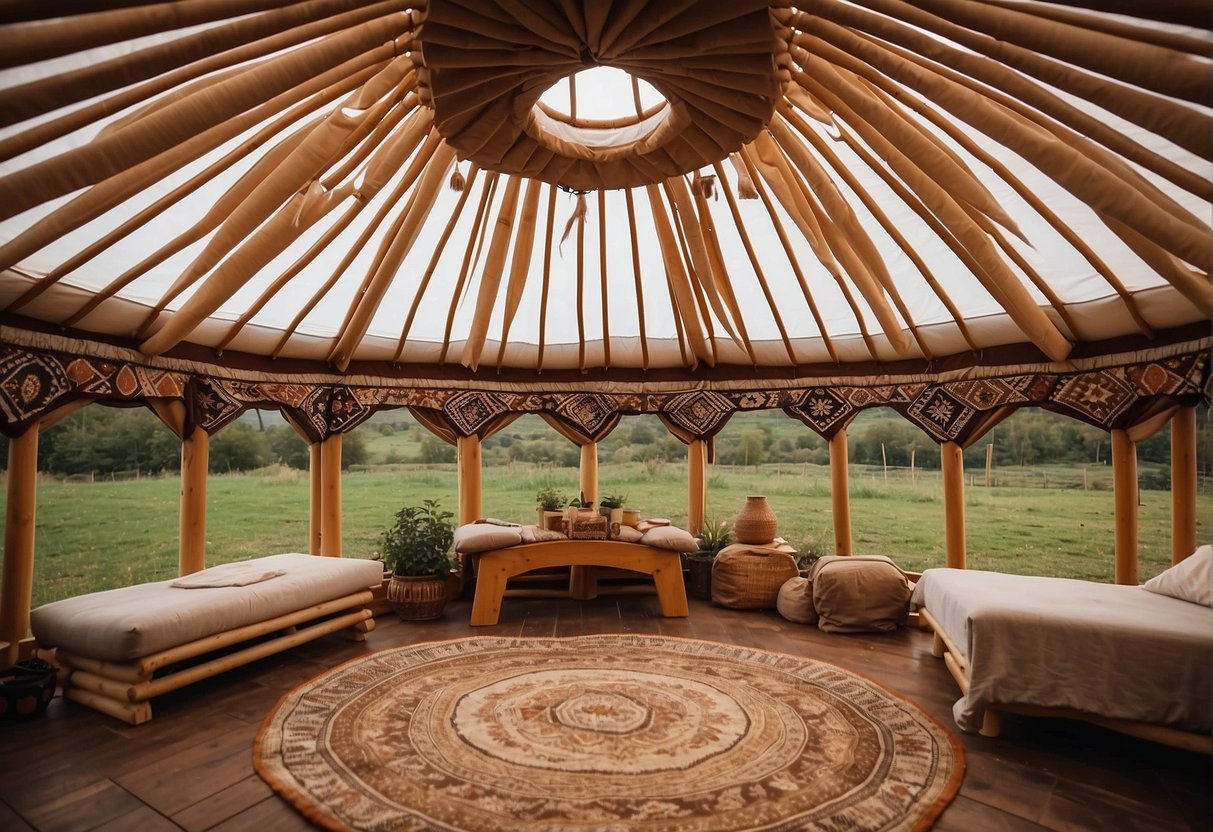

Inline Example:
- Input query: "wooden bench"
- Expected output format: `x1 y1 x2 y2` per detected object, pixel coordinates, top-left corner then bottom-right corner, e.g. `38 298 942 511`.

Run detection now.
470 540 689 626
30 554 384 724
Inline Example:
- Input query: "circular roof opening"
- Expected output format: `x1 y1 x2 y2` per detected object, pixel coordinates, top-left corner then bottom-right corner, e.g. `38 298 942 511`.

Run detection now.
538 66 666 122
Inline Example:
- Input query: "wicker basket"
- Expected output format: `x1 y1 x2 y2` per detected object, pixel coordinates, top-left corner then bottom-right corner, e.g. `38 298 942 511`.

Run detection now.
711 545 799 610
387 573 449 620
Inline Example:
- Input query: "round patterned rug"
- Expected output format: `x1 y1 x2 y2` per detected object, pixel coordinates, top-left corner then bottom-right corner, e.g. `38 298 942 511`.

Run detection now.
255 635 963 832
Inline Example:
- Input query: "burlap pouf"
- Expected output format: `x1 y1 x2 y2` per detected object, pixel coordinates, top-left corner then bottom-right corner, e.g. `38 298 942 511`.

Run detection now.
811 555 911 633
711 544 799 610
776 576 817 624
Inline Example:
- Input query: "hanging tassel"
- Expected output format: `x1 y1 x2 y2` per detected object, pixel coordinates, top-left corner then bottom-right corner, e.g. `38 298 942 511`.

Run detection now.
559 192 587 251
692 171 717 200
730 153 758 199
448 161 465 192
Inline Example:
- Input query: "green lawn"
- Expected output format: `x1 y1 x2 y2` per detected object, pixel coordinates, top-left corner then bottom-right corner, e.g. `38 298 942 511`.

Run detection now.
6 460 1209 608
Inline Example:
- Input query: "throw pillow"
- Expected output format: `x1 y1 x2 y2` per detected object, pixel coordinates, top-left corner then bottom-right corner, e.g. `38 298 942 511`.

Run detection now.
1142 544 1212 607
453 523 522 553
640 525 699 552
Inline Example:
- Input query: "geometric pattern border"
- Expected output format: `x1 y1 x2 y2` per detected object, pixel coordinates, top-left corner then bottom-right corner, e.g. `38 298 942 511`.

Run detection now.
0 345 1208 443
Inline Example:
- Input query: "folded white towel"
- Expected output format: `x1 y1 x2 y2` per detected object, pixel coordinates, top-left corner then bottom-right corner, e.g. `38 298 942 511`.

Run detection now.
171 563 287 589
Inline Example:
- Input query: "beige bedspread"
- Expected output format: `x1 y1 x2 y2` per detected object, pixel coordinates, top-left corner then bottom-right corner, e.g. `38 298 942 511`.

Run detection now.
31 554 385 663
911 568 1213 733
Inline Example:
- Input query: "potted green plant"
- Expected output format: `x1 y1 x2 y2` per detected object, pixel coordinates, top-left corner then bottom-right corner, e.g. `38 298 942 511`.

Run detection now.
536 487 567 531
381 500 456 620
599 493 627 527
687 518 732 601
568 491 596 521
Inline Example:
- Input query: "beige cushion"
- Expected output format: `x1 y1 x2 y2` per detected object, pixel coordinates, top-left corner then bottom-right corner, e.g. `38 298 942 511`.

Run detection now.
1142 545 1212 607
776 576 817 624
30 554 384 663
614 524 644 543
520 525 567 544
711 543 799 609
454 522 523 553
811 555 911 633
640 525 699 552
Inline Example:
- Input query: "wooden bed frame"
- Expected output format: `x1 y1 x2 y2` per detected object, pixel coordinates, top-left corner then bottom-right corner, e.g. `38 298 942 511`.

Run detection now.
470 540 689 626
47 591 375 725
917 607 1211 755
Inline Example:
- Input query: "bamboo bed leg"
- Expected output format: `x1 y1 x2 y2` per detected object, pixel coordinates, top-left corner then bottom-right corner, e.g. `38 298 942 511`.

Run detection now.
979 709 1002 738
931 631 946 658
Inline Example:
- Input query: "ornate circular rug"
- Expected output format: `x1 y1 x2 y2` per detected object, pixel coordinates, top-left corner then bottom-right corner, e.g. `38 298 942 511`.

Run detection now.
255 635 963 831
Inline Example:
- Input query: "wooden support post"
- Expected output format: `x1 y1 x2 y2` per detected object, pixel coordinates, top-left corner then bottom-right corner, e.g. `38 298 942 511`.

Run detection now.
942 441 966 569
178 427 209 576
320 433 343 557
688 439 707 535
457 434 483 526
984 443 993 487
1 427 39 664
309 441 322 554
1111 429 1138 585
579 442 599 506
1170 406 1197 564
829 430 851 555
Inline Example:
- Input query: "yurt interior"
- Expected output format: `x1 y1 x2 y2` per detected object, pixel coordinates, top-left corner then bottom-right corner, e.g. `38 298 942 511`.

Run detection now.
0 2 1210 831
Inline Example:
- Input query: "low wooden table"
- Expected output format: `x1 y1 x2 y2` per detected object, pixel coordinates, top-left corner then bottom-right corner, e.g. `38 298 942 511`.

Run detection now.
469 540 689 626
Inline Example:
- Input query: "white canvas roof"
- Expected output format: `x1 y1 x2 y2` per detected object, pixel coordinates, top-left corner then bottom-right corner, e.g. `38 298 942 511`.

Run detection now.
0 1 1209 376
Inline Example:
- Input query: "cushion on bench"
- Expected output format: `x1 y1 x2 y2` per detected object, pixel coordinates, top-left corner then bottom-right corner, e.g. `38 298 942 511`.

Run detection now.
30 554 385 663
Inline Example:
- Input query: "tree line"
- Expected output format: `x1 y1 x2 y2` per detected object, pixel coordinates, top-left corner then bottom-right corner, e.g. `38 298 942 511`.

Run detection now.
2 402 1207 482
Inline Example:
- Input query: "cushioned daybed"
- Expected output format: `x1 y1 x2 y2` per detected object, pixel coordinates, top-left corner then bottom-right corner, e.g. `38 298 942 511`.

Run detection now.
911 548 1212 753
31 553 384 724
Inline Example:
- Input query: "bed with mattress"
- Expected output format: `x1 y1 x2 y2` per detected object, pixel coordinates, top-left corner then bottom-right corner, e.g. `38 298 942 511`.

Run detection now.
30 553 385 724
911 548 1212 753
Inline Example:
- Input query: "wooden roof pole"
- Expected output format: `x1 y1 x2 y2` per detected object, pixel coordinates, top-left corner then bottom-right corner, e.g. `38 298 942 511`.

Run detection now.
440 171 499 365
1 425 38 663
580 443 599 507
320 433 342 557
1171 406 1197 565
688 439 708 536
1111 429 1138 585
941 441 966 569
178 427 209 577
309 441 323 555
0 399 90 661
830 430 852 556
623 188 650 369
599 189 611 368
537 184 557 372
458 435 482 527
495 178 543 368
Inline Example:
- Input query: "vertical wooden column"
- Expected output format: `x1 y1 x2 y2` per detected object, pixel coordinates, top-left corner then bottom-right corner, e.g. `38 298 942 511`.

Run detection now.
1 427 39 663
941 441 966 569
1170 406 1197 564
687 439 707 534
829 430 852 555
458 435 483 526
178 426 209 576
320 433 343 557
1111 429 1138 585
308 441 323 554
579 442 599 505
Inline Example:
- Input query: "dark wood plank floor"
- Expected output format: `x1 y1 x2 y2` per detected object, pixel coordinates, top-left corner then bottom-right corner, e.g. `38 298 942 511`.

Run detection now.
1 594 1209 831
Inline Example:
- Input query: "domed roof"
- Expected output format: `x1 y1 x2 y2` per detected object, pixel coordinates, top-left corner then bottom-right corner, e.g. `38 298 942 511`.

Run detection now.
0 1 1209 378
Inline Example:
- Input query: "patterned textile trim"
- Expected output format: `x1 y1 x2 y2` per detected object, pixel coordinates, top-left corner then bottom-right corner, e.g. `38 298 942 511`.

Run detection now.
0 327 1208 441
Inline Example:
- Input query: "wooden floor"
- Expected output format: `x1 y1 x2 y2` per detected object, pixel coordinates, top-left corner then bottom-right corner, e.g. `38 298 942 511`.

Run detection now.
1 593 1209 831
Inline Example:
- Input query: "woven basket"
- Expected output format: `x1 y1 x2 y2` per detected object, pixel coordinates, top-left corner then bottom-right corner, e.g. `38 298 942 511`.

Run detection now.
711 545 799 610
387 573 449 620
733 496 778 544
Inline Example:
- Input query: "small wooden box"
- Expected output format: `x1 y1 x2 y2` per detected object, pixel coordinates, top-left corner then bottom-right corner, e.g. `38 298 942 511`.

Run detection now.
569 515 609 540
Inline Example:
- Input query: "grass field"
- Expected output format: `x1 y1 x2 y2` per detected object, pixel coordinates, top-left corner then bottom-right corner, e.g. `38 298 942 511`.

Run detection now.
6 457 1209 608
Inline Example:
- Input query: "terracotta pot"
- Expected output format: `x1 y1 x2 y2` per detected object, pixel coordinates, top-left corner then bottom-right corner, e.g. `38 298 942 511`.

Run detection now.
387 573 449 620
734 495 778 544
621 509 641 527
